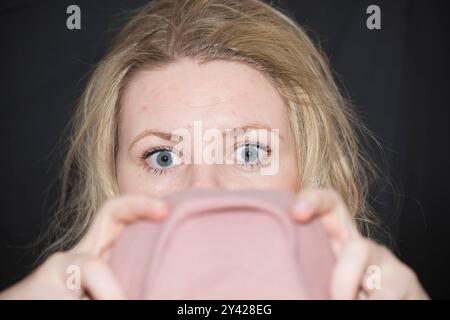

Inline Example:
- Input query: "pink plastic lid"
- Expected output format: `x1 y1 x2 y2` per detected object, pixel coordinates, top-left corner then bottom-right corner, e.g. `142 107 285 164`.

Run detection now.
109 189 335 299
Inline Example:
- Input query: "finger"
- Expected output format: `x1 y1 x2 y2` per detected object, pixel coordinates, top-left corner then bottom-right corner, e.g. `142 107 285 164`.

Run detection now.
332 238 427 300
330 237 375 299
74 254 126 300
357 291 369 300
291 188 358 253
73 195 169 255
365 250 428 300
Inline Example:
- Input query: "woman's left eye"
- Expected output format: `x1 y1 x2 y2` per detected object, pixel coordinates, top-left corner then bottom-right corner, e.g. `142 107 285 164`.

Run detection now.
235 143 269 168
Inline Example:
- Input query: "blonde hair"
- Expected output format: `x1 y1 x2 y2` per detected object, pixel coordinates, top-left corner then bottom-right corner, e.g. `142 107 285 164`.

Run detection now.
42 0 386 258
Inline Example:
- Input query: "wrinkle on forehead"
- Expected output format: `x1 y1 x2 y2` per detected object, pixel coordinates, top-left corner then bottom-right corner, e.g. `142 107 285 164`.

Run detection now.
120 58 291 140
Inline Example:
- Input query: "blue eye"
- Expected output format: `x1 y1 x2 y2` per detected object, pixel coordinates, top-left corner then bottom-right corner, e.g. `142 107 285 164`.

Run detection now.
145 148 182 171
235 143 269 167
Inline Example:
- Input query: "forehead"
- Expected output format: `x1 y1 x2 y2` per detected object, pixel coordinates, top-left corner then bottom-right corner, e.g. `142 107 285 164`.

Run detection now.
120 58 290 134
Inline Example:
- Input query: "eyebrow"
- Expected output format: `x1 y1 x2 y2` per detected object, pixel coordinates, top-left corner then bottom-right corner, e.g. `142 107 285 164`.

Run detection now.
128 122 282 151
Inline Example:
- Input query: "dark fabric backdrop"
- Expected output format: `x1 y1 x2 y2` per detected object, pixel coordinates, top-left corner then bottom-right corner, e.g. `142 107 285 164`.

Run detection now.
0 0 449 298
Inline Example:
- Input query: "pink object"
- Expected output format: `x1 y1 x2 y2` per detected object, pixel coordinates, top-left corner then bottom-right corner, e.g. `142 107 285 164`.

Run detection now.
109 189 335 299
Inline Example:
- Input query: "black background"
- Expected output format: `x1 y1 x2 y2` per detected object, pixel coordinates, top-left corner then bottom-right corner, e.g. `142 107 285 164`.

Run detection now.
0 0 449 298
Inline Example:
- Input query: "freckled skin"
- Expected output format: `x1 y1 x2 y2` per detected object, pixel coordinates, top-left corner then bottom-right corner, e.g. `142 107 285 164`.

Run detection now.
117 58 298 197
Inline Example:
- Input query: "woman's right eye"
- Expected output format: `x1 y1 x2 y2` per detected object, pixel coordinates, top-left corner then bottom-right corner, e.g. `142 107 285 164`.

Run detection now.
144 148 183 173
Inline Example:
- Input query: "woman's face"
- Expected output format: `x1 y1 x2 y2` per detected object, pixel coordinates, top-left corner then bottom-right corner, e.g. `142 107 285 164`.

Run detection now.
117 58 298 197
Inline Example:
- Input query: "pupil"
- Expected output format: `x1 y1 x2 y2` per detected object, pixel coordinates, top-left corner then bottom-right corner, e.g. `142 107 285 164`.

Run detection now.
243 146 257 162
157 151 172 167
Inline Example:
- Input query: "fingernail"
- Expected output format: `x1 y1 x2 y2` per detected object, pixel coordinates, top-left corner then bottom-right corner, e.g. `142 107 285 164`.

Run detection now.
156 201 170 215
145 199 169 218
294 200 312 214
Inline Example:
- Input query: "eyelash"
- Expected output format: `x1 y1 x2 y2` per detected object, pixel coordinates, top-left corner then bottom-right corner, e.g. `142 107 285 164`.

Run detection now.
234 142 271 170
140 146 175 176
140 142 272 175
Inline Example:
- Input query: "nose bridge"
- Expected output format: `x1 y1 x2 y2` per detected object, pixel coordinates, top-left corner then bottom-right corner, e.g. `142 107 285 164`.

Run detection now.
180 120 231 189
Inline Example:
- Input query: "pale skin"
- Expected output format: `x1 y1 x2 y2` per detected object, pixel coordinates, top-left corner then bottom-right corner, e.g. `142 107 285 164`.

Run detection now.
0 58 429 299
